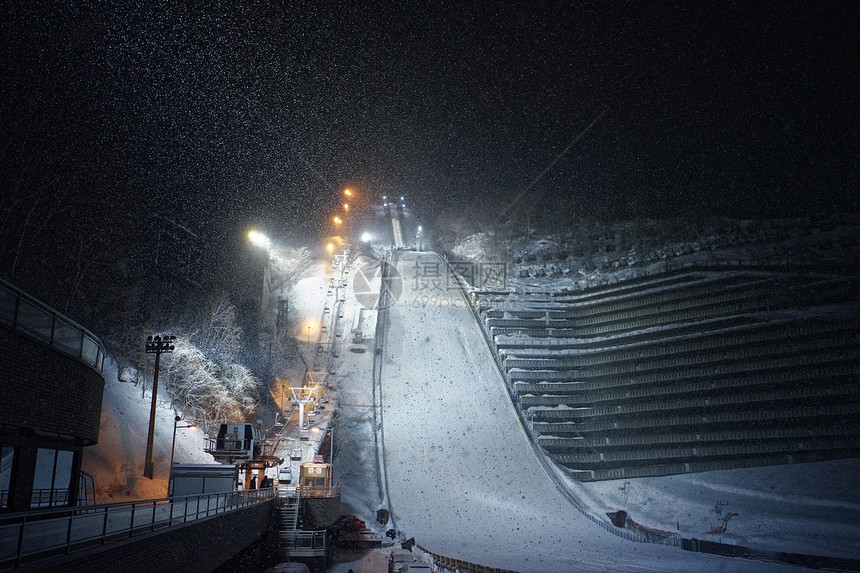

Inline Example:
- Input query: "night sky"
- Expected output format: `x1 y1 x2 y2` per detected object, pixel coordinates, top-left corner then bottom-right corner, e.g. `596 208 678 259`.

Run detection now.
2 2 858 261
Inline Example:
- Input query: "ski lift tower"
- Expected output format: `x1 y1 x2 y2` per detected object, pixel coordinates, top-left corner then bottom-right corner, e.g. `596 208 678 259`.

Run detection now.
291 386 317 433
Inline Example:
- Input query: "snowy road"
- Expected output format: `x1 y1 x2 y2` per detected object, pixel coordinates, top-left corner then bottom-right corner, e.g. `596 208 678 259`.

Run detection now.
371 250 810 573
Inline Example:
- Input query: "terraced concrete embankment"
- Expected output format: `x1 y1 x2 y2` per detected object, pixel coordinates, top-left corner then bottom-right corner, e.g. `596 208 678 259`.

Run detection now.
474 270 860 481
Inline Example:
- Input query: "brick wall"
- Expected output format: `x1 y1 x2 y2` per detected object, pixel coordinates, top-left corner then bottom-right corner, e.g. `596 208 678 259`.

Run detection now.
0 325 104 444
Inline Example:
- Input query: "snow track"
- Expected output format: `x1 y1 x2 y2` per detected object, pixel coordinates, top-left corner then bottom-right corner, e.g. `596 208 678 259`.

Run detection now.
372 250 802 572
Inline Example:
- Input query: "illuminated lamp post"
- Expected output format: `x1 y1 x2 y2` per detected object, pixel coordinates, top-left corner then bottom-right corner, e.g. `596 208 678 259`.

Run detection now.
169 416 196 489
144 334 176 479
343 187 355 239
248 230 270 249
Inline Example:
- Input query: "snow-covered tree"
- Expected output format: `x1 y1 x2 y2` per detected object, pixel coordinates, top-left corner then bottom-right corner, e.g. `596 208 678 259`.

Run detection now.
116 295 259 434
269 246 312 294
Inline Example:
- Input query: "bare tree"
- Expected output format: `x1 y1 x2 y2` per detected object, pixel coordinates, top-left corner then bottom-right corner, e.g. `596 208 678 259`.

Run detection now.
62 235 108 315
195 294 243 363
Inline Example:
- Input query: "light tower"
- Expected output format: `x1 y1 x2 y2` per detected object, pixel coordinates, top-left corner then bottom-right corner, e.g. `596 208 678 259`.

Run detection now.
143 334 176 479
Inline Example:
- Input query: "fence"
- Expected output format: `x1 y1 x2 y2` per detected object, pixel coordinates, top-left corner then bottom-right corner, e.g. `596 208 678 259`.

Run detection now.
275 530 327 557
420 544 519 573
0 488 274 570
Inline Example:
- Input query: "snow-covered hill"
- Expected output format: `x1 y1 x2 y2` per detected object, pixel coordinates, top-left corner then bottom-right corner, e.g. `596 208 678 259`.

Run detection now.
83 214 859 571
82 358 214 502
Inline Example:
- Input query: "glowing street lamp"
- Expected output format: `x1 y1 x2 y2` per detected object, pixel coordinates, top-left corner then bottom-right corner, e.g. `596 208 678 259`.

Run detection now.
169 416 197 485
248 230 275 317
342 189 355 239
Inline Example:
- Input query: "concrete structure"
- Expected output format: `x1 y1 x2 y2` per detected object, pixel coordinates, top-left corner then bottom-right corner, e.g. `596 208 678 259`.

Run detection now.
3 492 274 573
0 279 107 513
476 269 860 481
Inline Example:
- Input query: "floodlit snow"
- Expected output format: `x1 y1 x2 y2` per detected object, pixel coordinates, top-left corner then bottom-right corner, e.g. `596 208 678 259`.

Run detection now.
328 250 860 572
85 233 859 572
82 359 214 502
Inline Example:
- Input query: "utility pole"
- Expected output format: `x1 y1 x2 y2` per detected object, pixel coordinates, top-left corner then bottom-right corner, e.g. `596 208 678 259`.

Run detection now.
144 335 176 479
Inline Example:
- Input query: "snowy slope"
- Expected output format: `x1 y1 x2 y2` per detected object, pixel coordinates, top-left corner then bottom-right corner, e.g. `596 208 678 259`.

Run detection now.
82 226 859 572
330 249 843 572
82 359 213 502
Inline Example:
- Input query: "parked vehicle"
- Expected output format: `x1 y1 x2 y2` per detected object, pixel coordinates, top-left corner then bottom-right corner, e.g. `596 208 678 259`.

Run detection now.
401 563 431 572
277 465 292 485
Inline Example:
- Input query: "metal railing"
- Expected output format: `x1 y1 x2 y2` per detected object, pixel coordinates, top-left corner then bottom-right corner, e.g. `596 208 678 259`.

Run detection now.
294 484 340 499
78 472 96 507
0 279 106 373
0 488 274 570
420 543 519 573
276 530 327 557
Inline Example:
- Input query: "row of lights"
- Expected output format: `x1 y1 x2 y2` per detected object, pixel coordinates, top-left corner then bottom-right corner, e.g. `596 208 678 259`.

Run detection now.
331 187 352 230
329 187 355 252
315 189 350 466
236 191 343 472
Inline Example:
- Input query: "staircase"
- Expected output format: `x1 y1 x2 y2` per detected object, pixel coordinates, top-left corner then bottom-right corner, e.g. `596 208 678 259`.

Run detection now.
277 490 300 531
269 489 328 559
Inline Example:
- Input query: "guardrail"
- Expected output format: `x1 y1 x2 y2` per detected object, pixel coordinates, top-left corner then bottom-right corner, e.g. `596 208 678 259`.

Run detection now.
420 543 518 573
276 530 327 557
0 489 274 570
0 279 106 372
295 484 340 499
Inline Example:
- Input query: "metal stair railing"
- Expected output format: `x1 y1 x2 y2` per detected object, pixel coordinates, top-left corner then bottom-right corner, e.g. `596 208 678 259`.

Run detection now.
278 489 300 531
